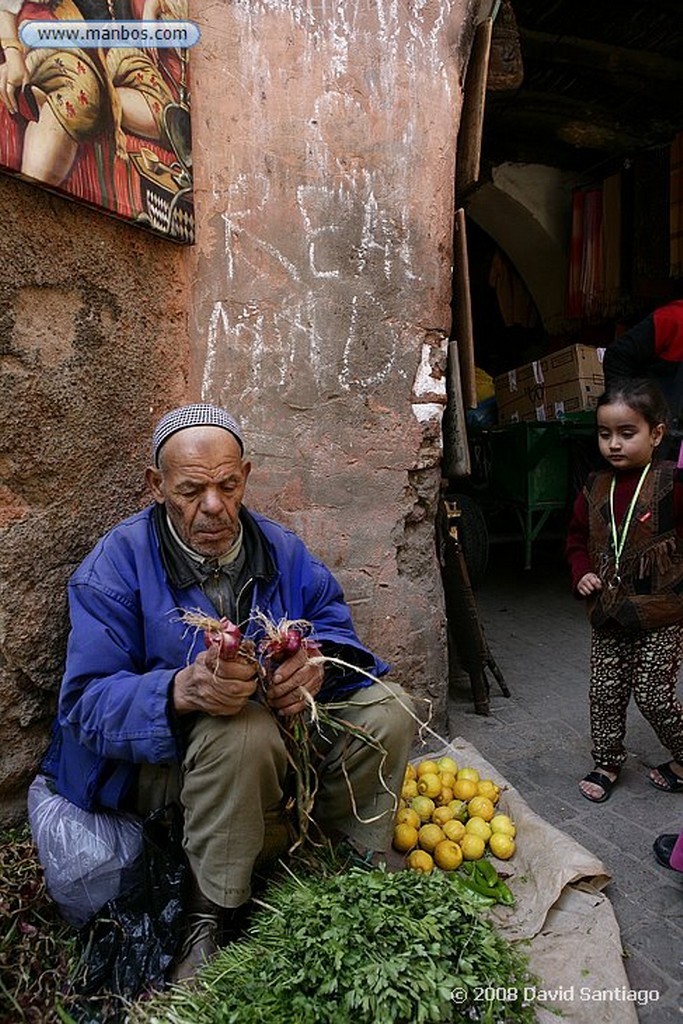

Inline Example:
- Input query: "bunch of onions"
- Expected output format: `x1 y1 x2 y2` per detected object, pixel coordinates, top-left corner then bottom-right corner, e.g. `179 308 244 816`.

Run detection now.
203 616 244 660
181 611 258 670
180 607 398 855
180 609 322 850
254 614 323 851
255 616 318 674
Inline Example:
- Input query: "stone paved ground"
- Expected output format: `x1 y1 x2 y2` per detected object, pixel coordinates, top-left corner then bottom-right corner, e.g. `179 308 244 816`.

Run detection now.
446 539 683 1024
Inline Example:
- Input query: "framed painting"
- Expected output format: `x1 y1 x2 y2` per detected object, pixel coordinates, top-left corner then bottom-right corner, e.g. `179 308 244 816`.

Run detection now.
0 0 196 243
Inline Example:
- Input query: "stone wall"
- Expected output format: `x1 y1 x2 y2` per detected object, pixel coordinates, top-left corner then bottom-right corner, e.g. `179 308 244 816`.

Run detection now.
188 0 481 731
0 174 189 822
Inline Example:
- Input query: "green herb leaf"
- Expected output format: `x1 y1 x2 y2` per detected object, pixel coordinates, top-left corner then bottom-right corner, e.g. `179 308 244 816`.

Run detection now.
130 864 539 1024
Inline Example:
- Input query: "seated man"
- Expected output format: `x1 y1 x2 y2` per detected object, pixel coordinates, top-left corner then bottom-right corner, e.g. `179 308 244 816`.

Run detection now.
38 404 415 981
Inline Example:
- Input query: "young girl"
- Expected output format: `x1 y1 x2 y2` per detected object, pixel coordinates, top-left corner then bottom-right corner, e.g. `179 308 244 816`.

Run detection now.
566 378 683 802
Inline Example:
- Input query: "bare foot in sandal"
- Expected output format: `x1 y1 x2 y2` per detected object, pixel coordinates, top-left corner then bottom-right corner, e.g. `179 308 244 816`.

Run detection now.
649 760 683 792
579 767 619 803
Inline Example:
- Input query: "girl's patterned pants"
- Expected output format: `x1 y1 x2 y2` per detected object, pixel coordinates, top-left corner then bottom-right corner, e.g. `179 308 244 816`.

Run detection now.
590 622 683 770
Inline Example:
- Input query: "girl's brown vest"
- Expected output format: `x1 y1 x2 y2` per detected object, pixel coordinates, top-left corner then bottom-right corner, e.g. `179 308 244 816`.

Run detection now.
585 463 683 630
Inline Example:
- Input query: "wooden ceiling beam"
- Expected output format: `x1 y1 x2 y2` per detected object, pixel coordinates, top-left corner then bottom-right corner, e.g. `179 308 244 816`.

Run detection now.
490 88 636 127
486 100 646 152
520 28 683 84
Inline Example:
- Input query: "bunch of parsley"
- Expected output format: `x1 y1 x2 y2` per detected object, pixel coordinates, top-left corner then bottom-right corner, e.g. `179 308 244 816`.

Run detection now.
132 867 538 1024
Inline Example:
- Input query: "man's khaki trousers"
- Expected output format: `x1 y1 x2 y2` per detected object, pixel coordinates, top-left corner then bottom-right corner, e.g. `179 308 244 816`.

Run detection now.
134 681 415 908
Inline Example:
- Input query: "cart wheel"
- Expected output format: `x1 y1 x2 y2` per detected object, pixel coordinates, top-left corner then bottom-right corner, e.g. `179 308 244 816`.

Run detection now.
442 493 490 589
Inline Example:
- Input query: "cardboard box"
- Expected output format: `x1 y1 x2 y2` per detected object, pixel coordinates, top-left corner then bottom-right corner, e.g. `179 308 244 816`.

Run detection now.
494 344 604 424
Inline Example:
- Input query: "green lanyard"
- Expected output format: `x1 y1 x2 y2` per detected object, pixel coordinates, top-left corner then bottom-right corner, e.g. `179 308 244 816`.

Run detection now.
607 462 651 588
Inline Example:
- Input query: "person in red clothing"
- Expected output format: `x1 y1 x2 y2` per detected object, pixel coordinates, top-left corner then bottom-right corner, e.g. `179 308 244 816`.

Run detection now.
603 300 683 435
566 378 683 802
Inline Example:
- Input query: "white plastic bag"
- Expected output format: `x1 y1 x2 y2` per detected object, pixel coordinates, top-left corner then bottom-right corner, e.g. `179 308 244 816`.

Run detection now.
27 774 144 927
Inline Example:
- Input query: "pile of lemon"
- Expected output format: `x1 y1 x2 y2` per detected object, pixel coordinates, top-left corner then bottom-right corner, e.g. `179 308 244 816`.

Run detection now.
393 756 517 875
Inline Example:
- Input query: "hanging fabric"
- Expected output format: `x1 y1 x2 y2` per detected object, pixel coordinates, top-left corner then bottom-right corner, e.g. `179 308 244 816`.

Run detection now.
567 188 586 318
488 248 536 329
567 173 624 320
601 172 622 316
579 188 604 318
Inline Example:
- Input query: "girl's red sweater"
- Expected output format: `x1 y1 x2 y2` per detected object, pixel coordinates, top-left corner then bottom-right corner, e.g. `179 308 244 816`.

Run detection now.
566 465 683 591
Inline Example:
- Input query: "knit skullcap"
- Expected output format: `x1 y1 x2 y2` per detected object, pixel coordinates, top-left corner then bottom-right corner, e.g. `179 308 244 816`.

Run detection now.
152 404 245 465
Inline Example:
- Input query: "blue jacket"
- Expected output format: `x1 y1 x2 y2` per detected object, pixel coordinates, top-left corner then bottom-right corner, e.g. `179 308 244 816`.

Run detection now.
42 506 388 812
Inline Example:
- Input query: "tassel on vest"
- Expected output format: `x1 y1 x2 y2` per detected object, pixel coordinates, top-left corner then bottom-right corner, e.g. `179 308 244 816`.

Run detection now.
638 536 677 579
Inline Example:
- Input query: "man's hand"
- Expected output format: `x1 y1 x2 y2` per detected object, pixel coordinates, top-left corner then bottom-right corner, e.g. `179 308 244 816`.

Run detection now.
266 646 324 717
173 648 258 716
577 572 603 597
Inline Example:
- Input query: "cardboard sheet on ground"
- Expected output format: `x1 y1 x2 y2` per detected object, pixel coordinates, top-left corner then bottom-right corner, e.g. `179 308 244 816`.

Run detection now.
419 739 638 1024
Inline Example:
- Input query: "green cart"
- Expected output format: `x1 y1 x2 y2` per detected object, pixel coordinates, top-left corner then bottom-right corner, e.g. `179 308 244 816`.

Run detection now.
448 412 598 573
485 421 571 569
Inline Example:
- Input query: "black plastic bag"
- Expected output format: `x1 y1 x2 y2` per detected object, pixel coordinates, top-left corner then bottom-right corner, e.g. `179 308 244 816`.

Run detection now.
79 803 189 1001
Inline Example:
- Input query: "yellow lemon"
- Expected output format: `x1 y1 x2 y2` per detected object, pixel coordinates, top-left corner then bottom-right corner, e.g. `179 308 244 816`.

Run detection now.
406 849 434 874
467 795 495 822
396 807 421 830
392 823 419 853
439 771 456 791
433 838 463 871
417 823 445 852
465 816 492 842
457 767 480 783
404 762 417 782
431 805 454 826
489 833 516 860
416 760 440 777
476 779 500 802
452 778 478 801
447 798 469 822
460 833 486 860
417 772 442 798
410 795 436 822
436 786 454 807
442 819 466 843
437 756 459 775
401 779 418 800
490 814 516 838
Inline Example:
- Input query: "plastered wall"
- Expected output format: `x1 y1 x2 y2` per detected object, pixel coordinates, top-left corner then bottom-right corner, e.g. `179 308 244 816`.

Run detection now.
187 0 480 727
0 175 189 821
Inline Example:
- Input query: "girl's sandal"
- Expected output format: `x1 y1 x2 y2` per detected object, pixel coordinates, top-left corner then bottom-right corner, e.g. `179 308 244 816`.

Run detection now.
649 762 683 793
579 769 618 803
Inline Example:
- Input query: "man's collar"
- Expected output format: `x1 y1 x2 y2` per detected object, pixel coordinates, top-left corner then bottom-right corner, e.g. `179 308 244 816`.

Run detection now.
152 504 274 590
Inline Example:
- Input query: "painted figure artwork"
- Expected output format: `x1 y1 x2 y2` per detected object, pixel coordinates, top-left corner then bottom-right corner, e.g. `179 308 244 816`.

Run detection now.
0 0 194 243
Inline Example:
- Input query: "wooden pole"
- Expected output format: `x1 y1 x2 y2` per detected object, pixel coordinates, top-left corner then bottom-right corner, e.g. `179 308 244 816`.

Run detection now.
456 16 493 198
453 208 478 409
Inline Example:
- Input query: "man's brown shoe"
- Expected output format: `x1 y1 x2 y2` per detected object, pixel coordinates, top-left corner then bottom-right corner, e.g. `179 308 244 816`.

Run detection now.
170 909 220 983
